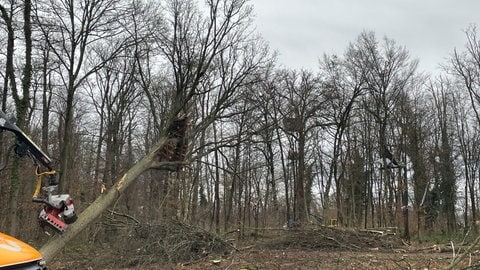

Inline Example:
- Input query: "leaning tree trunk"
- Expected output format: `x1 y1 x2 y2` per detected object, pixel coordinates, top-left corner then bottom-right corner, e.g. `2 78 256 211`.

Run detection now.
40 117 189 262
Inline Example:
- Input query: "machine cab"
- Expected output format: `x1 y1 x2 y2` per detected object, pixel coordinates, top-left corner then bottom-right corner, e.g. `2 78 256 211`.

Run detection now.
0 232 46 269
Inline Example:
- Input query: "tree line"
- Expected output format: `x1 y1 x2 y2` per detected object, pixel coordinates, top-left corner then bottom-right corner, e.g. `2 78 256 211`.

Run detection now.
1 0 480 243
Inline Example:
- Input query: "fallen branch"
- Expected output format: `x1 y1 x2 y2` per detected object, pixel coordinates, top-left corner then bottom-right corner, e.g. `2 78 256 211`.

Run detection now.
446 234 480 270
107 209 140 224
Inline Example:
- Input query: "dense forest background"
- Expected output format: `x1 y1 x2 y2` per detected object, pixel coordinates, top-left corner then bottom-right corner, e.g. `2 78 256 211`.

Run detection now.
1 0 480 244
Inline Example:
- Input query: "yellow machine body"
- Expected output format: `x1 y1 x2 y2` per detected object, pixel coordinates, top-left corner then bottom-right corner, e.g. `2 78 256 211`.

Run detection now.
0 231 45 269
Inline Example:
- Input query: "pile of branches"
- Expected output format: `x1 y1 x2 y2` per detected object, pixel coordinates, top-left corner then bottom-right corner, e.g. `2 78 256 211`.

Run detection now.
129 219 232 264
52 217 234 269
261 227 404 251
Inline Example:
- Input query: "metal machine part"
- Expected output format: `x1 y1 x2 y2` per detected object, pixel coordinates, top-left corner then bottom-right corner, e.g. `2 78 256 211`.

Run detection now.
0 110 79 268
0 110 77 234
37 187 77 233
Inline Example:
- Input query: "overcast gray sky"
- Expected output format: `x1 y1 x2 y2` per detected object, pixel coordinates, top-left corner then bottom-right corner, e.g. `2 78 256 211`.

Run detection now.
252 0 480 74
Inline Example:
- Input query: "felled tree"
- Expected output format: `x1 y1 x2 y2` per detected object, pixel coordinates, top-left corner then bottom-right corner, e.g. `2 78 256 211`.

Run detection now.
39 116 190 261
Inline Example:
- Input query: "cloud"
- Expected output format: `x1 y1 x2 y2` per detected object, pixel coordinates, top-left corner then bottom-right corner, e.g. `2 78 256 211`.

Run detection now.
252 0 480 73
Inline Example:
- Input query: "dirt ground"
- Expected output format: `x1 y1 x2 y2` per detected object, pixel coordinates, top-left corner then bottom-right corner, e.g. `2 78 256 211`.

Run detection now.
48 221 480 269
170 249 455 270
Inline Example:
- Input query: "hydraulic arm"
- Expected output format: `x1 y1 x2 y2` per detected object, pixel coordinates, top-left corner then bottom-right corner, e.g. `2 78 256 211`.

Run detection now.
0 110 77 233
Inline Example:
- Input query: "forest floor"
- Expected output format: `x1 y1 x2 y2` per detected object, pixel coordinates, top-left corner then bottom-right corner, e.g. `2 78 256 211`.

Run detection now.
48 220 480 269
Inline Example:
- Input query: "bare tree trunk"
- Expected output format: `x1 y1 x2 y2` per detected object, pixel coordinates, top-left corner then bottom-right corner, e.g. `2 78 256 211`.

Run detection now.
277 128 290 224
1 3 20 236
1 0 33 236
213 124 221 233
296 131 308 222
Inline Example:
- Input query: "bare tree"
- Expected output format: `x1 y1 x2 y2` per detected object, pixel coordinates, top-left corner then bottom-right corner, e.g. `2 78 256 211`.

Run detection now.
451 86 480 230
427 77 457 232
396 81 432 235
275 69 327 224
0 0 35 235
33 0 131 187
144 0 271 228
450 25 480 124
318 48 367 226
448 24 480 231
251 67 283 226
354 31 417 231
